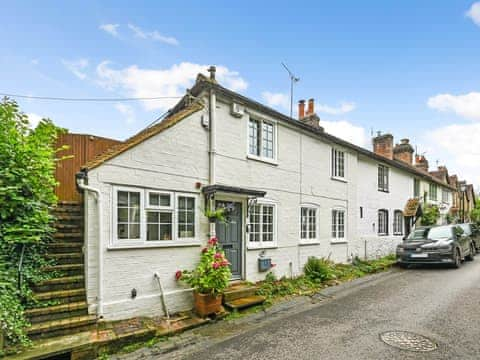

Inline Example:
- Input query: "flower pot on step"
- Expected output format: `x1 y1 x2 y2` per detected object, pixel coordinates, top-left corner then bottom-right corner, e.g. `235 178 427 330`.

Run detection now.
193 291 222 317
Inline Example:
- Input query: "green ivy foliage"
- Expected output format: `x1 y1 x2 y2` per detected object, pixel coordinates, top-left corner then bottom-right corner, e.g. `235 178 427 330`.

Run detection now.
470 201 480 224
0 99 63 349
420 204 440 226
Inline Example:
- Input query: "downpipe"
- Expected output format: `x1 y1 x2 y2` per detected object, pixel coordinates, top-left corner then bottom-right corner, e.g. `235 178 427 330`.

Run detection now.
154 272 170 320
76 173 104 318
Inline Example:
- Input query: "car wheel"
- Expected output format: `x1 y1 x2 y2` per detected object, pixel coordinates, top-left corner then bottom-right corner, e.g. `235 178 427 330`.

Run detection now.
466 243 475 261
453 248 462 268
398 263 409 269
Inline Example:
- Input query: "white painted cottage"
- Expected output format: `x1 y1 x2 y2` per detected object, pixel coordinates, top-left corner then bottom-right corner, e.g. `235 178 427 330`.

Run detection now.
77 68 455 320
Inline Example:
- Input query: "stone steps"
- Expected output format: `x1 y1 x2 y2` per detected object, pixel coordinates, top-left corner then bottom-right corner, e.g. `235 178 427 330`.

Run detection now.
47 242 83 254
223 282 265 311
33 275 85 292
42 263 84 276
26 301 88 324
46 252 83 265
33 288 86 302
27 315 97 340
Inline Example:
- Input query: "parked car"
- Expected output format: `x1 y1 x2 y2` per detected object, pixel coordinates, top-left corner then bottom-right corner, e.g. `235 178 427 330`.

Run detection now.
458 223 480 253
396 225 476 268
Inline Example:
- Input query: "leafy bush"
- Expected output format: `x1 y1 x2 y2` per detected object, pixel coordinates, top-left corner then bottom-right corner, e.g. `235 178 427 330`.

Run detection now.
175 237 232 295
304 257 336 282
0 99 62 348
471 201 480 224
421 205 440 226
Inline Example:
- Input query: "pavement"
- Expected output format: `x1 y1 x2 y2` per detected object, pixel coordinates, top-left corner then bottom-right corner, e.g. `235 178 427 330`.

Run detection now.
113 259 480 360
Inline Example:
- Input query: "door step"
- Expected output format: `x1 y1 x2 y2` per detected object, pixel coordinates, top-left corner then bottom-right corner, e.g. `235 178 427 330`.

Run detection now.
224 283 258 302
224 295 266 310
27 315 97 340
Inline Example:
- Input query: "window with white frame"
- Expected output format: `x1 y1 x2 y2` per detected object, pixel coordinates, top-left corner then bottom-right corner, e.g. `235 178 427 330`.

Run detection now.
331 148 345 179
378 165 389 192
113 187 197 245
414 179 420 198
378 209 389 236
248 118 275 160
248 202 275 246
442 189 449 203
429 183 438 201
393 210 403 235
300 207 317 241
331 209 346 241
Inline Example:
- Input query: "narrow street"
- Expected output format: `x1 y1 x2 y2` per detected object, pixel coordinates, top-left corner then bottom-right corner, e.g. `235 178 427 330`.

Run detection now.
144 260 480 360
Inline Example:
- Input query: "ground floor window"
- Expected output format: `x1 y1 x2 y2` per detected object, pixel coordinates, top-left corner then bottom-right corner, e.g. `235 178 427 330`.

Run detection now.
301 206 318 242
393 210 403 235
332 209 346 241
248 202 276 247
113 186 197 245
378 209 389 236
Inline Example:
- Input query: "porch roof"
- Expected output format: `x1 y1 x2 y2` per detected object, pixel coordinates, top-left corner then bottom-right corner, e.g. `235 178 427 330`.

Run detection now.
202 184 266 197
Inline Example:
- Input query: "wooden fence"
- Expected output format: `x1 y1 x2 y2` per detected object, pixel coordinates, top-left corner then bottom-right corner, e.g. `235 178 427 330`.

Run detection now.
55 133 121 201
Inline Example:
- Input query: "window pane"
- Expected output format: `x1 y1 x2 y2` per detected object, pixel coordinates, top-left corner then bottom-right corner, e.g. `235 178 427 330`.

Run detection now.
130 207 140 222
262 122 274 159
149 193 159 206
160 212 172 223
118 191 129 206
249 119 260 156
160 224 172 240
118 208 128 222
147 223 159 241
129 224 140 239
178 196 195 238
118 224 128 239
130 192 140 206
147 211 159 223
160 195 170 207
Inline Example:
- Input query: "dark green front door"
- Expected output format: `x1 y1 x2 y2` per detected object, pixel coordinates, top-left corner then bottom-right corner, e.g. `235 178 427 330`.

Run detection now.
216 201 242 279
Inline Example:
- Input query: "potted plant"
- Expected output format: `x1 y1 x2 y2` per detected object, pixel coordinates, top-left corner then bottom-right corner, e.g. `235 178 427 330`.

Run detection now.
204 207 227 223
175 237 231 317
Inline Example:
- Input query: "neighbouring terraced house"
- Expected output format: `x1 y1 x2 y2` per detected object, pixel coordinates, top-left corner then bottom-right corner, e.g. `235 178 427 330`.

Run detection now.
52 67 468 322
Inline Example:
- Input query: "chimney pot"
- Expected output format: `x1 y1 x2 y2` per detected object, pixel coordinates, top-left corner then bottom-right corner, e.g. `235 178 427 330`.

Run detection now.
208 65 216 80
298 100 306 119
307 98 314 115
372 133 394 160
393 138 414 165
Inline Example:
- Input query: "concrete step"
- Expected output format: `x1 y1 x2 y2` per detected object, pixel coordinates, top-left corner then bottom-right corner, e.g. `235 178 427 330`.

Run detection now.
47 242 83 254
34 275 85 292
27 315 97 340
53 232 83 239
223 284 258 302
55 214 83 223
54 223 82 231
33 288 86 302
224 295 266 310
47 252 83 264
26 301 88 324
43 263 84 276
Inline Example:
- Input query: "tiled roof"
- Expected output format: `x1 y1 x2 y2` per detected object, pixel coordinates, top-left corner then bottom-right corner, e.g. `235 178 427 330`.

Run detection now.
82 101 204 170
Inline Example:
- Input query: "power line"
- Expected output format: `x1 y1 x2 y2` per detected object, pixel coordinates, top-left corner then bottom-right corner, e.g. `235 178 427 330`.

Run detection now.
0 93 182 102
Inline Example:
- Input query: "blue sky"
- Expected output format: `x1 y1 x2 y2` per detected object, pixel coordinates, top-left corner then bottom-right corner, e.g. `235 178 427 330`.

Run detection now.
1 1 480 185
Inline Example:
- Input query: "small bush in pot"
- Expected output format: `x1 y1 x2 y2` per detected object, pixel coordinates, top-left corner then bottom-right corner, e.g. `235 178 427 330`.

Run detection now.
175 237 231 317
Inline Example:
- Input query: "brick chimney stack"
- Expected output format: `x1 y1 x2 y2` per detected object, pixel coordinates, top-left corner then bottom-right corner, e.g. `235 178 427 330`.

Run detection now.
298 100 306 119
298 99 322 130
372 133 394 160
393 138 414 165
415 155 429 172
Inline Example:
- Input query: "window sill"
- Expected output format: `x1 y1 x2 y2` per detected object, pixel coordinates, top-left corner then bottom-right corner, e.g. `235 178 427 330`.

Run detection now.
330 240 348 244
246 154 278 166
247 244 278 250
107 241 202 250
299 241 320 246
378 189 389 193
331 176 347 183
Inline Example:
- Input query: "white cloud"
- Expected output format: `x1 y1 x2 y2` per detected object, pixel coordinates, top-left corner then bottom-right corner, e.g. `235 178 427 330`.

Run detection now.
96 61 248 111
99 23 120 37
322 119 367 148
127 24 179 46
27 113 43 128
31 59 39 65
420 122 480 187
427 92 480 121
316 102 356 115
62 58 89 80
114 103 135 124
466 2 480 26
261 92 290 110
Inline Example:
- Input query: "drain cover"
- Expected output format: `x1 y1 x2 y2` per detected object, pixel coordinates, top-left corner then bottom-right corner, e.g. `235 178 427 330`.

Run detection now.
380 331 437 352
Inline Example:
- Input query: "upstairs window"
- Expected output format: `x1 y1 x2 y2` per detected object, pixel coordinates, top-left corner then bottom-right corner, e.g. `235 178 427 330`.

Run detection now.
331 149 345 179
300 207 317 242
248 118 275 160
332 209 346 241
378 209 389 236
414 179 420 198
429 183 438 201
393 210 403 235
442 190 449 203
378 165 389 192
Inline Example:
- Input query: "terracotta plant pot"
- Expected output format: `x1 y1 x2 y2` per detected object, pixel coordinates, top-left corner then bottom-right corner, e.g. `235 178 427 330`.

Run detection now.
193 291 222 317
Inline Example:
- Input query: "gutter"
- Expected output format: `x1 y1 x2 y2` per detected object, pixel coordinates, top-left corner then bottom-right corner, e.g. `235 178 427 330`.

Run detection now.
76 171 104 318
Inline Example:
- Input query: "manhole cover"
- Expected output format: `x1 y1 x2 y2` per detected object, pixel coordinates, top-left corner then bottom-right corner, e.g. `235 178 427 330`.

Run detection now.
380 331 437 352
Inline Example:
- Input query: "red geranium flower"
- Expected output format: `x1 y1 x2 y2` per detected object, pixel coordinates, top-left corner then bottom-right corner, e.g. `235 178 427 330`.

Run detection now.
175 270 182 280
220 260 230 267
214 252 223 260
212 262 220 269
270 263 277 268
208 237 218 246
201 247 208 253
